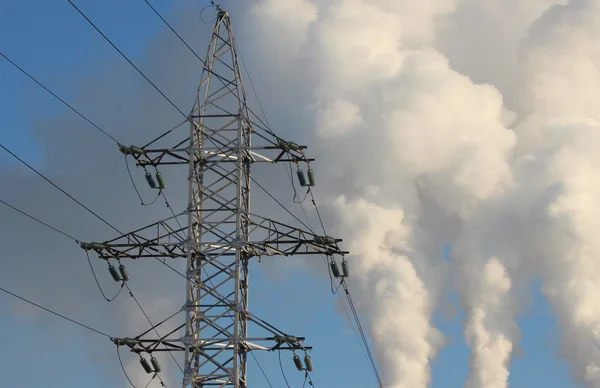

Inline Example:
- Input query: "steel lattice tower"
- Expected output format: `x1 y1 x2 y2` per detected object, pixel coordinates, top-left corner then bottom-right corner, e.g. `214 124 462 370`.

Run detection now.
80 7 347 388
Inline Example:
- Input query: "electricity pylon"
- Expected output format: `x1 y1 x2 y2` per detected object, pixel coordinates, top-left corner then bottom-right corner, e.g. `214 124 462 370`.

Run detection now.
80 7 347 387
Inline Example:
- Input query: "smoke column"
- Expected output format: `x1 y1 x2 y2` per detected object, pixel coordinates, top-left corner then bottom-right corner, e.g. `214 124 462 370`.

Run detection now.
248 0 516 386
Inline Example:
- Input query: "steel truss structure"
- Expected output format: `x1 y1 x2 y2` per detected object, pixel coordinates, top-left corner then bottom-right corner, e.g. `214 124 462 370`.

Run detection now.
81 8 347 388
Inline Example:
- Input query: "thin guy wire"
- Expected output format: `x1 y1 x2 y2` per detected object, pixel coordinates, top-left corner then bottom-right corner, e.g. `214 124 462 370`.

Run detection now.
0 198 78 241
0 142 122 235
0 51 120 144
0 285 111 338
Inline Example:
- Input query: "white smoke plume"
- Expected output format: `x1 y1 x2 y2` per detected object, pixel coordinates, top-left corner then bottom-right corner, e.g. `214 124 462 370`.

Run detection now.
247 0 516 386
245 0 600 386
512 1 600 384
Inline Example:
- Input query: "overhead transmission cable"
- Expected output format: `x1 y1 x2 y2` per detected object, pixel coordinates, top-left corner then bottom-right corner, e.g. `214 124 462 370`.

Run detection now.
66 0 191 125
0 54 193 282
0 197 122 302
0 142 121 235
0 198 78 241
308 188 384 388
0 51 120 144
0 143 183 374
123 282 183 374
0 285 111 338
278 350 292 388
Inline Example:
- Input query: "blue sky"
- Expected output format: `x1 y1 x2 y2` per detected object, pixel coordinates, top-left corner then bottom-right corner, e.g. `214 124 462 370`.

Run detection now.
0 1 582 387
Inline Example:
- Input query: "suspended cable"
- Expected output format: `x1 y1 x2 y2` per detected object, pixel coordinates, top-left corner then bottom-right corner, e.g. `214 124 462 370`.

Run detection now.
0 198 78 241
337 292 371 365
85 249 124 302
0 197 124 302
143 375 156 388
66 0 200 134
249 352 274 388
1 179 180 376
342 282 383 387
305 185 384 387
123 283 184 373
250 175 312 231
278 351 292 388
117 345 140 388
0 142 122 234
0 51 120 144
0 285 111 338
125 155 160 206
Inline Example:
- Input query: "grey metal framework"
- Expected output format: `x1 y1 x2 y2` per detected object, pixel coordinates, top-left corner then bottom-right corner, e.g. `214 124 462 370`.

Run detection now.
81 8 347 388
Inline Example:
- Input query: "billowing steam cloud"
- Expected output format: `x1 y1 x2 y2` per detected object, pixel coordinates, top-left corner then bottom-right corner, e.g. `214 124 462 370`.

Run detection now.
248 0 515 386
247 0 600 387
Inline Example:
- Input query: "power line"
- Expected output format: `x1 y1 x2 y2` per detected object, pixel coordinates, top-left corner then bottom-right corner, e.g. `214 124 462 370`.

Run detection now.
117 345 141 388
0 51 120 145
250 175 312 231
306 188 384 388
0 144 183 375
123 282 184 374
66 0 195 130
249 352 274 388
337 292 371 366
0 285 111 338
0 198 78 242
278 351 292 388
0 142 122 235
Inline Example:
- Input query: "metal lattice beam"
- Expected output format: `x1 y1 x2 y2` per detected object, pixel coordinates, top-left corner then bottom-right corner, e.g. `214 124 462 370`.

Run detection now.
82 8 347 388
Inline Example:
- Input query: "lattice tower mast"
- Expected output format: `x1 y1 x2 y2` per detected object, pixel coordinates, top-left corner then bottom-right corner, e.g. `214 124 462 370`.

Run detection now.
80 7 347 388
